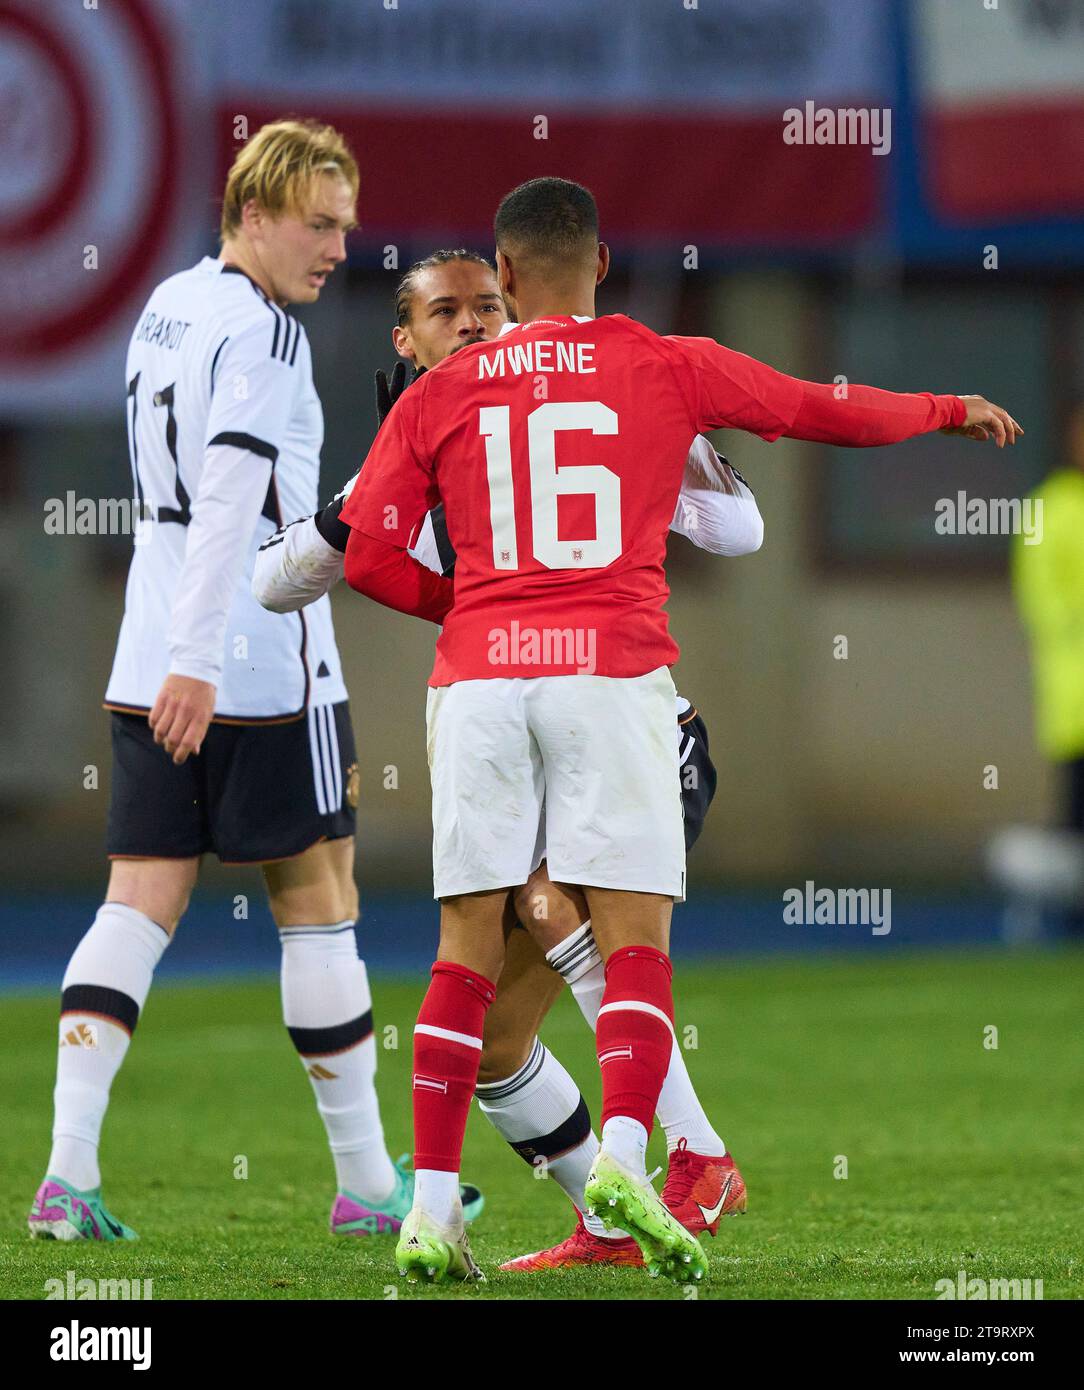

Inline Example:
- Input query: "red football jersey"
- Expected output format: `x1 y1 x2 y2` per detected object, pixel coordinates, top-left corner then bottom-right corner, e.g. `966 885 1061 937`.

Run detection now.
341 314 954 685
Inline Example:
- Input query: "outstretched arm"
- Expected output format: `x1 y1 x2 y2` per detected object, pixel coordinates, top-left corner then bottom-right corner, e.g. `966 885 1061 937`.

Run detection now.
786 383 1022 449
668 335 1023 449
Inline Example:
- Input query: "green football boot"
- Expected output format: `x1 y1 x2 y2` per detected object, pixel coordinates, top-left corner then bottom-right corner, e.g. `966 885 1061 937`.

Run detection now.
585 1150 708 1283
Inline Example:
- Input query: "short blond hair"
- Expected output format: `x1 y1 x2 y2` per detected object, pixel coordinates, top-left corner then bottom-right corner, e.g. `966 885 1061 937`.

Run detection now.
220 119 358 241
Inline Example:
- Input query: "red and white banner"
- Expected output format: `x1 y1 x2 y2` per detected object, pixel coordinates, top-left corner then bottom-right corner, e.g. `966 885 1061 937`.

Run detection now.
915 0 1084 223
212 0 890 249
0 0 211 414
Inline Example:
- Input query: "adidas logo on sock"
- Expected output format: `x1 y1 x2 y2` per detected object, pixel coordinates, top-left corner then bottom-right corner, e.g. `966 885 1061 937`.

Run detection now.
307 1063 338 1080
60 1023 99 1050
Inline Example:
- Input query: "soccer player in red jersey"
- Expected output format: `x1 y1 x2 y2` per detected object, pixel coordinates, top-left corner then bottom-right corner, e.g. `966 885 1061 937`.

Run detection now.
340 178 1022 1283
253 249 751 1267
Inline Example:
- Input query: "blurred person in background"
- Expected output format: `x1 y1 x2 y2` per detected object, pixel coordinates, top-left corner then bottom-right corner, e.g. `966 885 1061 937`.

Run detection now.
1012 399 1084 935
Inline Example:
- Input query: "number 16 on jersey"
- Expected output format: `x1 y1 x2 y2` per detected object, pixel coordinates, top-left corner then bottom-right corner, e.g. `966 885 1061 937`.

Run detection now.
479 401 621 571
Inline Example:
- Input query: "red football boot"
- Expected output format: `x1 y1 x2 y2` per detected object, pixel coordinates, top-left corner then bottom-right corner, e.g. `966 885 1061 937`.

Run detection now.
499 1212 643 1271
661 1138 747 1236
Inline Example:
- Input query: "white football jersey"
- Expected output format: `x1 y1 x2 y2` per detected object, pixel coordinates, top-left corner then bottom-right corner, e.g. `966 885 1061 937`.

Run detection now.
105 257 346 720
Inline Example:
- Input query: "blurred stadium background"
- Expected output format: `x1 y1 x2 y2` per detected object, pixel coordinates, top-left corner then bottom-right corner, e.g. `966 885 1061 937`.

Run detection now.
3 0 1084 986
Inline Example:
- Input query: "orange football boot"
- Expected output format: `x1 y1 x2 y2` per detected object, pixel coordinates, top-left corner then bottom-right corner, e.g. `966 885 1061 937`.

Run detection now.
500 1212 643 1271
661 1138 747 1236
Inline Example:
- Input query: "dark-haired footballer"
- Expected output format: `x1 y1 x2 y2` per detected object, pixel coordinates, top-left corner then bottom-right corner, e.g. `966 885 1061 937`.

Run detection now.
253 247 759 1272
337 178 1021 1283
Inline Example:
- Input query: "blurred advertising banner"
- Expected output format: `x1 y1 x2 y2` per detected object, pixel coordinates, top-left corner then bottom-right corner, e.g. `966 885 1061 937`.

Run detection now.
0 0 211 416
916 0 1084 223
3 0 892 414
213 0 891 248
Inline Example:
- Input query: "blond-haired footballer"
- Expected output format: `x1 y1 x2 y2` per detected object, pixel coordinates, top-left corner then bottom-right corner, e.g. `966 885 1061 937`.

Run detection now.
29 121 479 1242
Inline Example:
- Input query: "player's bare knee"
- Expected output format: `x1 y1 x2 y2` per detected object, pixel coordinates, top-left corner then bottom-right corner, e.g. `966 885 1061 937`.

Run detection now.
517 875 589 954
266 884 355 931
333 846 360 923
477 1031 533 1087
512 879 542 928
264 837 358 929
513 866 566 930
439 890 510 982
105 859 197 937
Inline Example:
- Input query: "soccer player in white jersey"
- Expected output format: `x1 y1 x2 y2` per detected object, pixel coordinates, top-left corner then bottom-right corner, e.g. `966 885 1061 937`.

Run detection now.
254 249 757 1270
27 121 482 1244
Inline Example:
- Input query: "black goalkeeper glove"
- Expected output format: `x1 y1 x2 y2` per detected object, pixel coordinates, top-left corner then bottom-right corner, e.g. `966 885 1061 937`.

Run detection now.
374 362 426 427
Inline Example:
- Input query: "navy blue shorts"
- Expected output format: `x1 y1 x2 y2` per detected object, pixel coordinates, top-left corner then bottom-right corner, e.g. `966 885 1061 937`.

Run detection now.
106 702 356 864
677 705 717 853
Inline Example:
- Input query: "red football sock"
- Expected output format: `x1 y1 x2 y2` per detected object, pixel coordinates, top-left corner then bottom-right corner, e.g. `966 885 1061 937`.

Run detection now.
413 961 496 1172
596 945 675 1132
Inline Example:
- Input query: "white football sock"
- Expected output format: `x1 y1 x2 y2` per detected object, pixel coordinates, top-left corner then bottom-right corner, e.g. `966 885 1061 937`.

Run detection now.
656 1037 727 1156
48 902 170 1190
546 920 605 1024
476 1037 623 1239
547 920 727 1156
280 923 396 1204
601 1115 649 1175
413 1169 461 1228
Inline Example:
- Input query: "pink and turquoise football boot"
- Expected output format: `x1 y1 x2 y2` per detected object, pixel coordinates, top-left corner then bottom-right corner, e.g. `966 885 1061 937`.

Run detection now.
331 1155 483 1237
28 1177 138 1242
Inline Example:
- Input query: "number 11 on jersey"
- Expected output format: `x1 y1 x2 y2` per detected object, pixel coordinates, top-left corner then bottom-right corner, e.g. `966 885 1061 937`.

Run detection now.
480 401 622 571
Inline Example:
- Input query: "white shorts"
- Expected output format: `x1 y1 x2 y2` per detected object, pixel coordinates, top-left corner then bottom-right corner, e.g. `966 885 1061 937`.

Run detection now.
425 665 686 899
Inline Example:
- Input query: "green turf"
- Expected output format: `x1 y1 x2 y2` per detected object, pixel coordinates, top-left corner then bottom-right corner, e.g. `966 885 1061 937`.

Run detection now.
3 949 1082 1300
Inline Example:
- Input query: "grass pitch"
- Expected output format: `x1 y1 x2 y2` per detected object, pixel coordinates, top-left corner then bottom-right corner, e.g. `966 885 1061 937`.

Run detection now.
2 950 1081 1300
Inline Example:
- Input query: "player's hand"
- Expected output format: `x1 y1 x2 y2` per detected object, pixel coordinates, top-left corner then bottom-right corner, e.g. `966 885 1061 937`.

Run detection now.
374 362 426 427
940 396 1024 448
149 675 216 765
374 360 407 427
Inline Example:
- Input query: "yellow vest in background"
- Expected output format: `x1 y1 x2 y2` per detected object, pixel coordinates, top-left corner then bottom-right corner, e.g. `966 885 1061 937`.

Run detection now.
1012 468 1084 761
